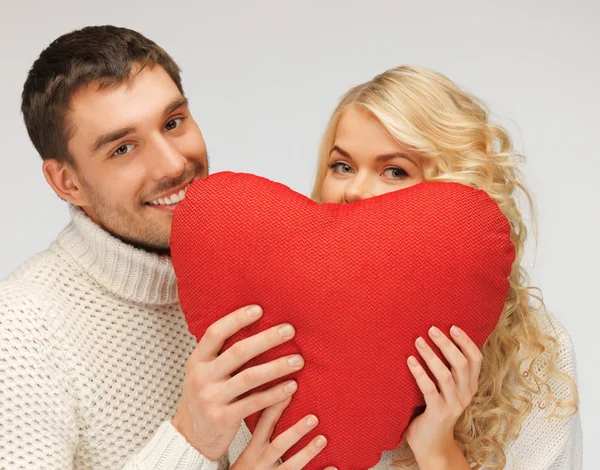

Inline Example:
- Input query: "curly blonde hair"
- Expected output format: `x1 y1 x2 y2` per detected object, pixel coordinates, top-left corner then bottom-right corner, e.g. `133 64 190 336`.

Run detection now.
311 66 579 468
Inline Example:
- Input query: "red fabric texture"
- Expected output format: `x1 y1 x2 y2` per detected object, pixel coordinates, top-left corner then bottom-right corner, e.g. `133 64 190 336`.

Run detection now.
170 172 515 470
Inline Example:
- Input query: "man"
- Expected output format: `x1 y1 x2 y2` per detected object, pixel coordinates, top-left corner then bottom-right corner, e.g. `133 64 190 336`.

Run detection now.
0 25 330 469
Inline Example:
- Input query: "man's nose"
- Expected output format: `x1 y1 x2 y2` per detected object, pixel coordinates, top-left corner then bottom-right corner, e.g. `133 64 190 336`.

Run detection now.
147 135 186 181
344 176 375 204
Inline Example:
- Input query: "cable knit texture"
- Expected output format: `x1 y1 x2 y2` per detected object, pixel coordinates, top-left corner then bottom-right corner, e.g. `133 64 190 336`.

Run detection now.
0 206 226 470
0 206 581 469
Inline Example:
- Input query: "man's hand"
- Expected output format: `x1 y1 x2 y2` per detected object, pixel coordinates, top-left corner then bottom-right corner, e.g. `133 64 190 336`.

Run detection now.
231 397 336 470
171 305 304 461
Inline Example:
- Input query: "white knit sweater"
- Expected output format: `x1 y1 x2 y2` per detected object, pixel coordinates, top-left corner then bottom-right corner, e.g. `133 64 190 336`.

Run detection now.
0 207 582 469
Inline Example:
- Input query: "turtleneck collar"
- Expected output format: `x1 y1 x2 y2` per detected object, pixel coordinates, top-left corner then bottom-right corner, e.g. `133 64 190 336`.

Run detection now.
55 205 179 305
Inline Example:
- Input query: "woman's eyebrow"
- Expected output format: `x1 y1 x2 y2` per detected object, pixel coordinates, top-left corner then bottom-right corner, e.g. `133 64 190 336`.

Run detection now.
329 145 351 159
331 145 416 165
375 153 416 165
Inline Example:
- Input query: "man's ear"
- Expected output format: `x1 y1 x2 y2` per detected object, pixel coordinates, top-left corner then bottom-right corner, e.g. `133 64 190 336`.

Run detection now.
42 159 88 206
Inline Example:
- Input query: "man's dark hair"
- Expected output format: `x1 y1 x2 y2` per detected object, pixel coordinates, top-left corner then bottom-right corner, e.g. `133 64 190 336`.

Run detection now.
21 25 184 166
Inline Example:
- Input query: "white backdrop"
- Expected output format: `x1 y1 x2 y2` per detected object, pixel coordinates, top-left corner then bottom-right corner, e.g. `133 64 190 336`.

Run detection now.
1 1 598 467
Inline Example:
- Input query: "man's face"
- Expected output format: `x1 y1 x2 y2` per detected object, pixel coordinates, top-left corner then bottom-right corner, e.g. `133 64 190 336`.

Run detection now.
65 64 208 252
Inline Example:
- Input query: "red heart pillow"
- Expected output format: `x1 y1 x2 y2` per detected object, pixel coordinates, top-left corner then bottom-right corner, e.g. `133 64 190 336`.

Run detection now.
171 172 514 470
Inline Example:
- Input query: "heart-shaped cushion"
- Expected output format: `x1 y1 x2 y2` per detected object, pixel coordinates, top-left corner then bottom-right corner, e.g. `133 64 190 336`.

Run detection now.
171 171 514 470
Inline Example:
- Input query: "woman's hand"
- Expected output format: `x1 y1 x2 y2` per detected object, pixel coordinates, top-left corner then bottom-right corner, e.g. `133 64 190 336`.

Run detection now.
405 325 483 470
231 397 336 470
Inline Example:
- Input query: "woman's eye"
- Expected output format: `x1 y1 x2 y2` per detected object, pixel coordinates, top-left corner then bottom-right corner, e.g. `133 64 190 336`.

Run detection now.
383 167 408 179
113 144 134 157
330 162 353 174
165 118 182 131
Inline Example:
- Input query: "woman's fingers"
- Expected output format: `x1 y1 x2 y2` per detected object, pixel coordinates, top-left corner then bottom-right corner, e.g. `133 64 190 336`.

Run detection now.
427 326 471 399
243 400 336 470
251 397 292 449
261 414 324 467
407 354 445 410
278 433 329 469
414 335 461 412
449 325 484 394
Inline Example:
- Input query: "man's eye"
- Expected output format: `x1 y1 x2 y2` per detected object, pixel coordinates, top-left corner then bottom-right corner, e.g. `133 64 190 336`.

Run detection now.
383 167 408 179
165 118 182 131
113 144 134 157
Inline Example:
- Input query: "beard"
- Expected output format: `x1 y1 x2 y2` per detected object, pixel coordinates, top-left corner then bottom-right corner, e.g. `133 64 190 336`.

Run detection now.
80 162 206 255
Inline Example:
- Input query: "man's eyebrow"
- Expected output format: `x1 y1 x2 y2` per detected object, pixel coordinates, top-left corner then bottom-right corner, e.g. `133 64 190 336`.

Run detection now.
163 96 189 116
92 126 137 153
330 145 416 165
90 97 189 154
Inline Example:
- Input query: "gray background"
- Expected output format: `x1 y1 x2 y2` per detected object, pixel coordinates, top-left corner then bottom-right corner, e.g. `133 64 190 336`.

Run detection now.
1 0 598 467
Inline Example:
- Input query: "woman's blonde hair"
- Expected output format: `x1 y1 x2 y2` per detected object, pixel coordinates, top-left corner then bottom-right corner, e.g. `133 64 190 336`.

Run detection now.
311 66 578 468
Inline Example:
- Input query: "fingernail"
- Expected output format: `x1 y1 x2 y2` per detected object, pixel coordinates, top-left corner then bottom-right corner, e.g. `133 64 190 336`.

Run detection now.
278 324 294 337
416 337 427 349
305 415 317 427
408 356 418 367
247 305 262 317
315 436 326 447
284 381 298 393
288 355 304 367
429 326 441 338
451 325 462 337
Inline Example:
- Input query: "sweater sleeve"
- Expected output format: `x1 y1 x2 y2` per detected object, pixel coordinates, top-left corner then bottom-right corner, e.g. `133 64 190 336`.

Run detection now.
503 314 583 470
122 420 228 470
0 292 79 469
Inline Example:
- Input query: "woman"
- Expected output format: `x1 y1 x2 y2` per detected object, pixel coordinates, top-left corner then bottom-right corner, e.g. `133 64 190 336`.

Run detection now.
230 66 581 469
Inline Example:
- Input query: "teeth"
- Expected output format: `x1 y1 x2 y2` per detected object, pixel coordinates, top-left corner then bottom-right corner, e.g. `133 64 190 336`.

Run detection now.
148 183 191 206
